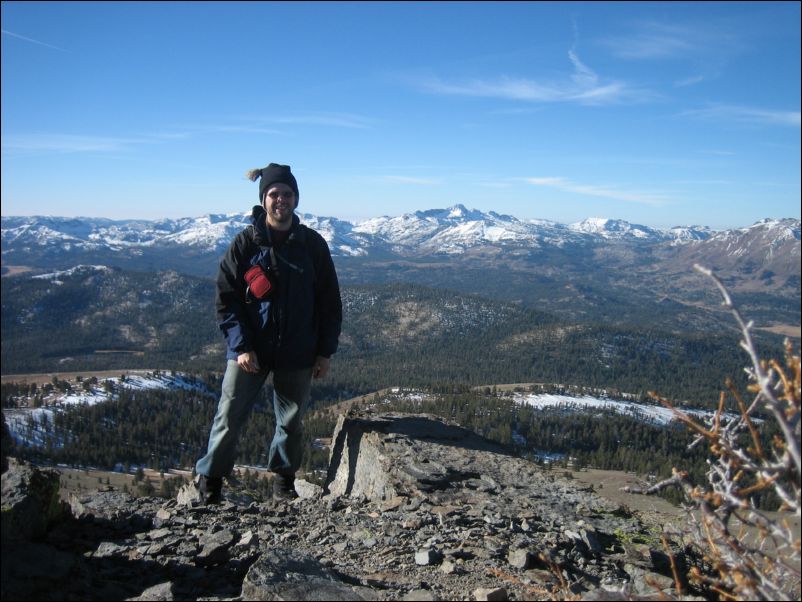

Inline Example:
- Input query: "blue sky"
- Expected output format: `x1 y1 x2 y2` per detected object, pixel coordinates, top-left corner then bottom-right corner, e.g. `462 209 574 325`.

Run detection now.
2 1 799 229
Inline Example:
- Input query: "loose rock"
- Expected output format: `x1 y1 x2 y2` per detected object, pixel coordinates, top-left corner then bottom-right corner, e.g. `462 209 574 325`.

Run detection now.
1 413 692 601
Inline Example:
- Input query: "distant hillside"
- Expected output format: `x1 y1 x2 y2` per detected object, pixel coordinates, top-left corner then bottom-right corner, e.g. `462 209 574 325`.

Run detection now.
0 266 769 403
3 209 798 334
1 266 221 374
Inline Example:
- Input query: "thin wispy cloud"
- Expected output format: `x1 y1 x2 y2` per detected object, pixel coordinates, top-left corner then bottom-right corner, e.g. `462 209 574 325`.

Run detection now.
601 23 696 60
599 20 730 61
418 50 648 106
526 177 671 206
156 124 284 138
682 104 801 128
209 125 283 135
382 175 441 185
270 113 376 129
2 29 66 51
696 149 736 156
675 179 734 186
2 133 144 154
674 74 705 88
3 123 285 156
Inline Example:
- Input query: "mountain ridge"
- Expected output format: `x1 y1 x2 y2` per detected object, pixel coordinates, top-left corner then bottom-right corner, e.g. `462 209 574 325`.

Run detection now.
3 206 799 351
4 204 797 258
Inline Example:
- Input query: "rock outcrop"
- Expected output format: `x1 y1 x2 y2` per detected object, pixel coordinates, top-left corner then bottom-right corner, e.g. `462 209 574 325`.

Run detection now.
2 458 66 542
0 411 697 600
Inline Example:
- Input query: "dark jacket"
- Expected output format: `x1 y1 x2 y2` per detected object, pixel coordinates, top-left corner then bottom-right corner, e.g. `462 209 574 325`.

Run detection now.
216 206 342 371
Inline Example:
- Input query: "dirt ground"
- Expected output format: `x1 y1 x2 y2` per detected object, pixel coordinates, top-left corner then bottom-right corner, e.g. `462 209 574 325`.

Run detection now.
1 369 161 386
759 324 802 338
568 468 683 519
56 466 190 501
569 467 801 552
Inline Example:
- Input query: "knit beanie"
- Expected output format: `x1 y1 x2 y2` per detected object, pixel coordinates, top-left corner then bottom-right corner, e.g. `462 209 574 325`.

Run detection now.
246 163 300 207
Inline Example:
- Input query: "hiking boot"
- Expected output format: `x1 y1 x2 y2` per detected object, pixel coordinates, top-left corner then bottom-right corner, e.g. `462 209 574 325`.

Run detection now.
272 473 298 501
197 475 223 505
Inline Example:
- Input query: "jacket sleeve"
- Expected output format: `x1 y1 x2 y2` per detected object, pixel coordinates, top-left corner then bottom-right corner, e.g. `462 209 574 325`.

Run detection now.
311 232 342 358
215 233 256 356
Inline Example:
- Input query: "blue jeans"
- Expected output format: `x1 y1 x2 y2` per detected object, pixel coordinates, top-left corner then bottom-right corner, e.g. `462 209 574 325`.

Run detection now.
196 360 313 479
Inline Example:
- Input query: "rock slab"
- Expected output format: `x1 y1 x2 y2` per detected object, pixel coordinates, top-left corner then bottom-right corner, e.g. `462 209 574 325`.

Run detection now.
241 546 371 600
1 458 64 541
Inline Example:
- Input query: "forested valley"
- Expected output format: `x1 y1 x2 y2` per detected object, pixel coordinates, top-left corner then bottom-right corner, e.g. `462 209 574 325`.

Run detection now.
2 273 779 404
2 271 792 511
3 374 785 511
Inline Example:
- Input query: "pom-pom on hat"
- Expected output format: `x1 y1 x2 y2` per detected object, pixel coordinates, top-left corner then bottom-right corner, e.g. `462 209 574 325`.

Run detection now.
246 163 299 207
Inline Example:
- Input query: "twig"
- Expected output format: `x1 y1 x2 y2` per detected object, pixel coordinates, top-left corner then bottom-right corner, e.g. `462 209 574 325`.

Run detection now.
661 533 686 595
694 264 801 477
623 266 801 600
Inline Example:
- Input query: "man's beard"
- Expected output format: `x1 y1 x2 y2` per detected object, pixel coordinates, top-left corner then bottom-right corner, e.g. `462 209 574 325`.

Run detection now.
268 203 293 225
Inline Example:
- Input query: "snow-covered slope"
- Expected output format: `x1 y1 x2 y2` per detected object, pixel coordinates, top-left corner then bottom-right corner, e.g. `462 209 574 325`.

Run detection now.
4 371 213 448
3 206 796 262
661 218 800 276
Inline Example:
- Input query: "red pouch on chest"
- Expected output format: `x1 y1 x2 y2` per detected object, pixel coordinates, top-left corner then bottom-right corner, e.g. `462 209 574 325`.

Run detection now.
244 265 275 300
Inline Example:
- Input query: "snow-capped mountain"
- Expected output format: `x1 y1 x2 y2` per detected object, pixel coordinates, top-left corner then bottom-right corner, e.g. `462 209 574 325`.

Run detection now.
1 213 247 254
567 217 664 240
3 206 798 347
353 205 553 253
2 207 798 299
351 205 713 252
659 217 801 277
665 225 714 243
1 204 719 259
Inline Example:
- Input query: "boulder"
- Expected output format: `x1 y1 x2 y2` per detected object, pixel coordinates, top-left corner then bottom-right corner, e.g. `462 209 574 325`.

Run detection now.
324 412 508 502
1 414 12 474
1 459 65 541
241 546 372 600
294 478 324 499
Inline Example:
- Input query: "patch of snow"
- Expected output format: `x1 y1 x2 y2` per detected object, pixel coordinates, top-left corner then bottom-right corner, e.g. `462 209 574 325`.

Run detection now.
514 392 739 426
4 371 213 449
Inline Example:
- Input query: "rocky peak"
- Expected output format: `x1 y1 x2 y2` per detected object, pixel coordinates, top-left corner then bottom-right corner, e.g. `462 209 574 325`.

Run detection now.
2 412 692 600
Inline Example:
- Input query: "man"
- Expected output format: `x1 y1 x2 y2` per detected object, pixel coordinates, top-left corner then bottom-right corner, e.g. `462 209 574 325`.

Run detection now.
195 163 342 503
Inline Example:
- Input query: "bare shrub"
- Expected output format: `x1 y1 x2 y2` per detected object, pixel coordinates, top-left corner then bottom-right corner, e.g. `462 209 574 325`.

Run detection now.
625 264 800 600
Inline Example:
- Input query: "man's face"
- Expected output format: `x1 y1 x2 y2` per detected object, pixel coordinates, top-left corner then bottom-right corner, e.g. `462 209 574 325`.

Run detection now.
264 183 296 227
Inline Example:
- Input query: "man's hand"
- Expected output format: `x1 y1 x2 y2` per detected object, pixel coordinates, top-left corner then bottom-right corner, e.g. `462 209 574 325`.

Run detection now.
237 351 261 374
313 356 330 379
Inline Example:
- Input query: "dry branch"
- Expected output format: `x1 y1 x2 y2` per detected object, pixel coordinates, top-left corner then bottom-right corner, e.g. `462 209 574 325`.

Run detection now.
624 265 800 601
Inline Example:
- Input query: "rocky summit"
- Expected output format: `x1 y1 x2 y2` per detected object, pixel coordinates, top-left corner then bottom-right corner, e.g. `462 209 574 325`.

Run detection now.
2 411 698 601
